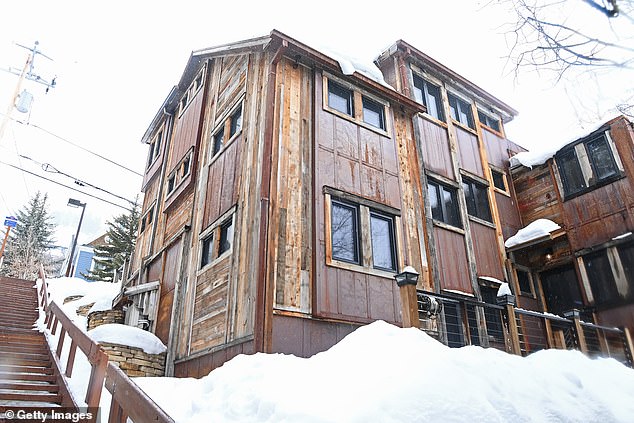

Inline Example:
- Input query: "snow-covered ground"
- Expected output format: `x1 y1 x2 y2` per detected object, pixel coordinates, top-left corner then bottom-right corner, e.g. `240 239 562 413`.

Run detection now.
40 277 634 422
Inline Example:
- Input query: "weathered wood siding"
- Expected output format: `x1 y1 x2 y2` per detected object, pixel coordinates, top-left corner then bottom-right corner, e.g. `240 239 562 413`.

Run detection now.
470 220 504 280
267 58 313 313
154 240 180 344
173 339 255 378
202 138 242 229
168 86 206 171
512 164 562 226
434 227 472 293
417 117 454 179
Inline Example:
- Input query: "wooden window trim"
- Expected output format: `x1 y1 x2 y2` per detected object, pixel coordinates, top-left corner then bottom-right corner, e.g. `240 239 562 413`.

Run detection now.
322 74 391 137
489 166 510 196
197 206 237 273
178 66 206 117
146 129 163 169
514 266 536 298
324 191 400 277
165 147 194 198
477 109 502 134
139 202 156 234
428 178 463 230
412 73 445 123
209 100 244 163
447 92 475 130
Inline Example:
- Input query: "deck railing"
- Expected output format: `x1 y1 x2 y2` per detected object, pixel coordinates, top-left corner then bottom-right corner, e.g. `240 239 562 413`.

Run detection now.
416 289 634 367
37 264 174 422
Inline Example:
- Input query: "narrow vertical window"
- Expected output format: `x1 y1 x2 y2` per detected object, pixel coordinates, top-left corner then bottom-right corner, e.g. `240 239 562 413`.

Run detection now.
587 135 618 181
213 130 224 156
413 75 444 121
448 94 474 129
370 213 396 271
490 169 506 191
218 219 234 255
557 149 587 197
201 234 214 268
462 178 492 222
331 201 359 263
230 107 243 137
362 97 385 130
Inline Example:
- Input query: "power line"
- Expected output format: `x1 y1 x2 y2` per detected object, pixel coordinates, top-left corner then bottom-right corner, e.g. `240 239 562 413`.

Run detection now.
0 112 144 177
0 160 134 212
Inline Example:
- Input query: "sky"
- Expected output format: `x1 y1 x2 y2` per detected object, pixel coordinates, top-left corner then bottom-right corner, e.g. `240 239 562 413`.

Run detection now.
42 276 634 423
1 0 631 252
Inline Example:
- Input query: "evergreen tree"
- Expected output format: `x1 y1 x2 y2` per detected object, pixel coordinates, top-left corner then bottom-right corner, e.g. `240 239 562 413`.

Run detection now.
1 191 58 279
84 203 139 282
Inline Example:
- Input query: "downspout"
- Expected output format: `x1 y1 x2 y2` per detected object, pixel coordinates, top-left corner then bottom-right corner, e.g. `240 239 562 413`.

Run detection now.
254 40 287 353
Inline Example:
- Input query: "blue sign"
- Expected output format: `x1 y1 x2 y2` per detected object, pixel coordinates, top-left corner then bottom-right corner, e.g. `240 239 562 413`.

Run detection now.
4 216 17 228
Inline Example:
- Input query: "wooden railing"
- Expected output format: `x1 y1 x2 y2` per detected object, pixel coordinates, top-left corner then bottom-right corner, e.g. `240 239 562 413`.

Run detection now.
37 264 174 422
416 289 634 367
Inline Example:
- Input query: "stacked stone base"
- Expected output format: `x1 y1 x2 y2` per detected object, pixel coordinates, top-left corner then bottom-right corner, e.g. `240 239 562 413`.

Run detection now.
99 342 166 377
87 310 125 331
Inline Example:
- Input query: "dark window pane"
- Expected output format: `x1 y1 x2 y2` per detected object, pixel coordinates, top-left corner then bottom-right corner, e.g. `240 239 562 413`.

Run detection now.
413 76 424 104
517 269 533 295
540 265 584 316
328 81 353 116
618 242 634 300
331 201 359 263
201 234 214 268
474 183 492 222
230 107 242 137
478 111 500 132
557 149 586 196
466 304 481 346
182 156 191 177
491 169 506 191
219 219 234 255
449 94 474 129
585 250 619 306
442 187 461 228
443 302 464 347
425 82 444 121
462 181 475 215
167 175 175 193
370 213 395 270
362 97 385 130
213 130 224 156
587 136 618 181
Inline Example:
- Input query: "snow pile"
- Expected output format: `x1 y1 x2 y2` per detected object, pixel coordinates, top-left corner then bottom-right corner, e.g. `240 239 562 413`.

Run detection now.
89 323 167 354
134 321 634 423
505 219 561 249
496 282 512 297
44 276 121 313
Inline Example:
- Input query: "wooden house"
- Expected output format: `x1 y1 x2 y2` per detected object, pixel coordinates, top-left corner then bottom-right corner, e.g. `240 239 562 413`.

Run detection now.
119 29 570 377
508 115 634 333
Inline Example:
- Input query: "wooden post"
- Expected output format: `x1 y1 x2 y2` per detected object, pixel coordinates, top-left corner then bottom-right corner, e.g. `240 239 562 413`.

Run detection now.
497 294 521 355
565 310 588 354
623 327 634 367
395 267 420 329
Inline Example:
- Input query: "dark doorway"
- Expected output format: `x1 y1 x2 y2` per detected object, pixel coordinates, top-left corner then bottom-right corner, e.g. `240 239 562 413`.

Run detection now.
539 265 584 316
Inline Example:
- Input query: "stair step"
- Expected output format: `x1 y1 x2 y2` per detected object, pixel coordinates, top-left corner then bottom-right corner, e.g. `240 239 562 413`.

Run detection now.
0 372 56 382
0 345 49 355
0 392 62 404
0 365 54 375
0 382 59 393
0 351 50 361
0 357 51 368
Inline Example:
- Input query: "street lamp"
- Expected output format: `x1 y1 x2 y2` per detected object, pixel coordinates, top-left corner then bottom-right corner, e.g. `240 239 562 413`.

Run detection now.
65 198 86 277
394 265 419 287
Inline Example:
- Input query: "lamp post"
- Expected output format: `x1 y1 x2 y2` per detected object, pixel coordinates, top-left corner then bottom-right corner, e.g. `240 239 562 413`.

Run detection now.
394 266 420 329
65 198 86 277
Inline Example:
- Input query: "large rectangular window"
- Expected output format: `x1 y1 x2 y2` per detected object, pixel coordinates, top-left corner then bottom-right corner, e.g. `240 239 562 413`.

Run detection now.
462 178 492 222
413 74 444 122
329 196 398 272
428 180 461 228
448 94 474 129
362 96 385 130
585 250 619 306
556 132 622 198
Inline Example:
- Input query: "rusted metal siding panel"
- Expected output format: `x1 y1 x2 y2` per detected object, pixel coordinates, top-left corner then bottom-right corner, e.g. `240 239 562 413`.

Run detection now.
417 116 454 180
270 314 358 358
496 191 524 242
168 88 206 172
456 127 484 177
512 165 562 226
434 227 472 293
470 220 505 280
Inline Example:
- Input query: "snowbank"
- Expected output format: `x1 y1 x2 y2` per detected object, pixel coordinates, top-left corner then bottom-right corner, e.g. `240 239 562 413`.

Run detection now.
88 323 166 354
134 321 634 423
44 276 121 313
504 219 561 249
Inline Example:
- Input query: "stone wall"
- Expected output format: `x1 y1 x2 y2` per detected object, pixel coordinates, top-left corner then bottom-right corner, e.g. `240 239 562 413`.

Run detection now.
87 310 124 330
99 342 166 377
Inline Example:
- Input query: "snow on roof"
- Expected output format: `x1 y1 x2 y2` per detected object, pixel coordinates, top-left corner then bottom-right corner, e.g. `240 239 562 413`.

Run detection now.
89 323 167 355
133 320 634 422
505 219 561 249
613 232 632 241
315 45 394 90
479 276 505 285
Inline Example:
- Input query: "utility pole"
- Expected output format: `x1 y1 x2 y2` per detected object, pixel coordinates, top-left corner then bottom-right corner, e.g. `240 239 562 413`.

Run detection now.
0 41 56 143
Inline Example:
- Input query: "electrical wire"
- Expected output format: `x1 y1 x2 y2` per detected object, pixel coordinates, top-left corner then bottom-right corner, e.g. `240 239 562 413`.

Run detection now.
0 112 144 177
0 160 134 212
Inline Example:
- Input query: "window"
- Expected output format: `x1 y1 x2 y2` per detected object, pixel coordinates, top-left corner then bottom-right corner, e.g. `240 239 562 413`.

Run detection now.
362 96 385 130
211 102 243 158
327 80 353 116
179 67 206 115
556 132 622 198
200 214 235 269
140 206 154 233
166 150 193 196
585 250 619 306
516 269 534 296
462 177 492 222
490 169 507 192
147 131 162 168
331 201 359 263
448 94 474 129
428 180 461 228
329 196 398 272
413 74 444 121
478 111 500 132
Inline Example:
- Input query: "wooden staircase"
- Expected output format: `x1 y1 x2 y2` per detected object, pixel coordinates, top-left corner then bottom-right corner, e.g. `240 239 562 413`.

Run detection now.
0 276 74 411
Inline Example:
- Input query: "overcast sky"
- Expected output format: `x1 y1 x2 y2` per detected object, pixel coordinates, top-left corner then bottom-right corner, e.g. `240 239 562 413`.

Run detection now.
0 0 630 249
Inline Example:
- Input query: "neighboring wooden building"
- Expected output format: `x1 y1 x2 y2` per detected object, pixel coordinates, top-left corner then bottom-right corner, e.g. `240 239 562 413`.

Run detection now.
120 30 631 378
508 116 634 333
